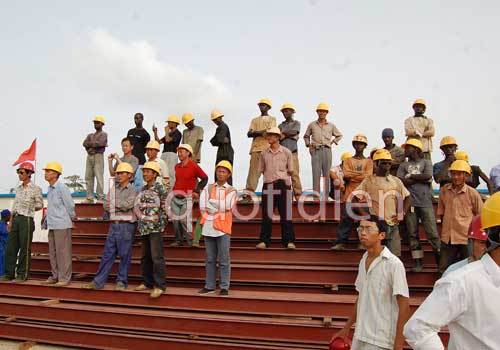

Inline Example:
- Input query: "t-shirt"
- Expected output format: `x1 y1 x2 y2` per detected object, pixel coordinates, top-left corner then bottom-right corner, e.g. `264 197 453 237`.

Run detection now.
127 128 150 165
162 129 182 153
173 159 208 194
397 158 433 208
182 126 204 162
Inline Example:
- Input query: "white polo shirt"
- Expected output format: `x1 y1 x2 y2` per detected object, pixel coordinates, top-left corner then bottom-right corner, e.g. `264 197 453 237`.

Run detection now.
404 253 500 350
354 247 409 349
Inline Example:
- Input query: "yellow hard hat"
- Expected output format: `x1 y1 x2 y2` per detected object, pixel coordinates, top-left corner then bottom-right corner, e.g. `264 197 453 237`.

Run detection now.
265 127 282 136
402 138 423 151
145 140 161 151
316 102 329 111
412 99 427 107
449 160 471 174
341 152 353 162
177 143 193 155
142 161 161 175
182 113 194 125
216 160 233 174
481 192 500 230
440 136 458 148
352 134 368 145
258 98 272 108
210 109 224 120
455 150 469 162
43 161 63 174
166 114 180 124
280 103 296 112
93 115 105 125
115 162 134 174
373 149 392 161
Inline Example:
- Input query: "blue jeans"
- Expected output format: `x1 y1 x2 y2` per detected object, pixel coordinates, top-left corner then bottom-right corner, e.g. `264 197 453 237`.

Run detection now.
93 222 135 288
204 234 231 290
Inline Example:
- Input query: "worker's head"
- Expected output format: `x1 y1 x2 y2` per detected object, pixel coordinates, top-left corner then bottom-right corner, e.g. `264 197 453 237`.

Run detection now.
93 121 103 131
381 128 394 147
177 144 193 161
142 162 160 184
17 162 35 181
373 149 392 176
43 162 62 182
412 99 426 116
121 137 134 155
280 103 295 119
449 160 471 187
258 99 272 114
352 134 368 153
402 138 423 160
115 163 134 186
440 136 458 157
316 102 329 120
358 216 386 249
134 113 144 127
215 161 232 183
182 113 195 129
145 141 161 161
265 127 281 145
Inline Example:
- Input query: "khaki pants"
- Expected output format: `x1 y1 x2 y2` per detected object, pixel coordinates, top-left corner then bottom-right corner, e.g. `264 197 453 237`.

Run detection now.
85 153 105 200
48 229 72 283
161 152 178 187
291 152 303 195
245 152 262 192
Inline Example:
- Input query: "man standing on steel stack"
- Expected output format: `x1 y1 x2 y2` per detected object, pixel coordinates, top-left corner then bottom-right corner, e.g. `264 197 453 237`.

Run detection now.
303 102 343 200
181 113 204 164
404 98 435 161
210 109 234 185
83 115 108 203
2 162 43 282
127 112 150 191
381 128 405 176
278 103 303 200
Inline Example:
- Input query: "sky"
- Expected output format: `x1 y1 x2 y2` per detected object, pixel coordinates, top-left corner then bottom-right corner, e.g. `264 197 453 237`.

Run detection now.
1 0 499 192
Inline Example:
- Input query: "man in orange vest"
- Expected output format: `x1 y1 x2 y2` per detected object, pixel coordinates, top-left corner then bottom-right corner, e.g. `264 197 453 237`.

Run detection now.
198 161 236 296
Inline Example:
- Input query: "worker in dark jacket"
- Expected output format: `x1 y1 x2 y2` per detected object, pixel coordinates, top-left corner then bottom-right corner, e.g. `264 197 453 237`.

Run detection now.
210 109 234 185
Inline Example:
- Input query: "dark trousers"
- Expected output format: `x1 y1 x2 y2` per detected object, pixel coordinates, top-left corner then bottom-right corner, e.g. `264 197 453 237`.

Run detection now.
141 232 166 290
4 215 35 280
259 180 295 247
439 241 468 273
334 204 360 244
93 222 136 288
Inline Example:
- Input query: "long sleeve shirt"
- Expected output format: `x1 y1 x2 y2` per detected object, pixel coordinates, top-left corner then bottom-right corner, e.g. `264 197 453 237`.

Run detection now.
83 131 108 154
404 254 500 350
104 181 138 222
404 115 435 153
11 182 43 217
210 121 234 163
136 182 168 236
46 180 75 230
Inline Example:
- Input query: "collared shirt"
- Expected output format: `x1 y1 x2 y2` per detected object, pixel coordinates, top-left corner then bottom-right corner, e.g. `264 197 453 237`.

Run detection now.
437 184 483 244
137 181 168 236
355 175 410 225
404 115 435 153
173 159 208 194
258 145 293 186
83 130 108 154
397 158 434 208
442 258 469 277
354 247 409 349
182 126 204 162
11 182 43 217
104 181 138 222
342 157 373 203
248 115 277 154
46 180 75 230
490 163 500 192
200 183 237 238
404 254 500 350
278 119 301 153
162 128 182 153
303 120 343 147
127 127 151 165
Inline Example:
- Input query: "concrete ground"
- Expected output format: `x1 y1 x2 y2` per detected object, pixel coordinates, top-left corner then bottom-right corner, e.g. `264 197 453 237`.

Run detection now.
0 340 79 350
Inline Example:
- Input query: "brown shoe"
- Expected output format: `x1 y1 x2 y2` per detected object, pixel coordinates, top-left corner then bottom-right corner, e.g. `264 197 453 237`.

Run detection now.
150 288 164 298
330 243 345 251
287 243 296 250
134 283 150 291
256 242 267 250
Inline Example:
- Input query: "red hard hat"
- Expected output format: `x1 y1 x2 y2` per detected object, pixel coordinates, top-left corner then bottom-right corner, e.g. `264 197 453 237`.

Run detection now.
18 162 35 173
468 215 488 241
329 337 351 350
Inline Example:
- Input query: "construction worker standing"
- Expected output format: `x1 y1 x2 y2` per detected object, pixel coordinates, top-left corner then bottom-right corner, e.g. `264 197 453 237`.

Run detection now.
436 160 483 273
404 192 500 350
278 103 302 199
0 210 10 277
398 138 441 271
329 152 352 199
245 99 277 196
455 150 495 194
83 115 108 202
2 162 43 282
154 115 182 185
303 102 343 199
433 136 458 187
404 98 435 161
127 113 150 191
181 113 204 164
209 109 234 185
381 128 405 176
144 140 170 188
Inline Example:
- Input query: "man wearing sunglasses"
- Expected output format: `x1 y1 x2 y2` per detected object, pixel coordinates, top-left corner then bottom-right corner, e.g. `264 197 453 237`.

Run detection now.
2 162 43 282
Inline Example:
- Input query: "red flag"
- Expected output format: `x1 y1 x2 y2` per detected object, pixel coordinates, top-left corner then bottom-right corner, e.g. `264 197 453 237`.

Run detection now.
13 139 37 166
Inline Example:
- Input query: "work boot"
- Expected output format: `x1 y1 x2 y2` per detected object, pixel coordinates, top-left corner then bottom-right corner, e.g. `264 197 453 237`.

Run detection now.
82 281 100 290
41 277 58 285
330 243 345 251
412 258 423 273
134 283 151 291
150 288 163 299
256 242 267 250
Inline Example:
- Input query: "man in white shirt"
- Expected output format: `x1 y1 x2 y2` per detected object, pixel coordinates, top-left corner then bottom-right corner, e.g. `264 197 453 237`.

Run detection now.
198 161 236 296
404 192 500 350
332 216 410 350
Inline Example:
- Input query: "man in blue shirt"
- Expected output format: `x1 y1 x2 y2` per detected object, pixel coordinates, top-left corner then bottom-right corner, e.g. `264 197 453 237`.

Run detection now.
42 162 75 287
0 210 11 277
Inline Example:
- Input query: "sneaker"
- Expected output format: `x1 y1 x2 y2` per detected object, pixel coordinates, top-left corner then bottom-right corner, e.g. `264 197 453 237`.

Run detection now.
150 287 164 298
115 282 126 291
256 242 267 250
54 281 70 287
330 243 345 251
134 283 151 291
219 289 229 296
287 243 296 250
82 282 100 290
41 278 58 285
198 288 216 295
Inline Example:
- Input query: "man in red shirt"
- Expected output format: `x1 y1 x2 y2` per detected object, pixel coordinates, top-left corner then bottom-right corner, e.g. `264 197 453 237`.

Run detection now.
170 144 208 247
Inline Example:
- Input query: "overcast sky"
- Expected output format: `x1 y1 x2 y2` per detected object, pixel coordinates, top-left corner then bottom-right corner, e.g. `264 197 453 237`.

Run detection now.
1 0 499 192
